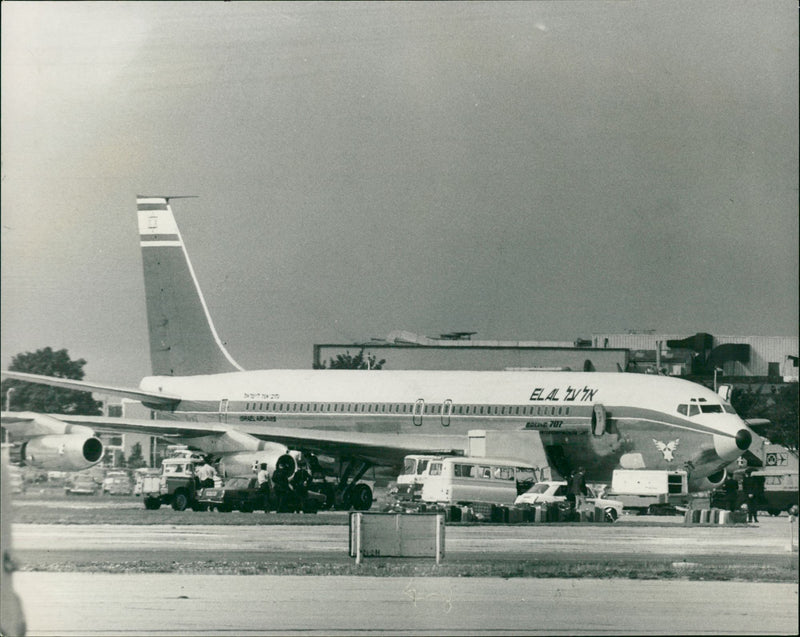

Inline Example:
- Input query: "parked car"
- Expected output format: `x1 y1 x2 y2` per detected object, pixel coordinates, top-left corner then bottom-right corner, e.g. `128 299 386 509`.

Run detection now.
102 471 133 496
198 476 326 513
197 476 270 512
65 474 99 496
514 480 624 522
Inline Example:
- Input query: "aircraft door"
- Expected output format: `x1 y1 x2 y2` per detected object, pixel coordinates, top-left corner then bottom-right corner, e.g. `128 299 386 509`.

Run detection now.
592 404 606 436
441 399 453 427
219 399 229 424
413 399 424 426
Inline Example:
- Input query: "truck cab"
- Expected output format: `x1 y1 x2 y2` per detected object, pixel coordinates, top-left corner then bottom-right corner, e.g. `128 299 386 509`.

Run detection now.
142 457 203 511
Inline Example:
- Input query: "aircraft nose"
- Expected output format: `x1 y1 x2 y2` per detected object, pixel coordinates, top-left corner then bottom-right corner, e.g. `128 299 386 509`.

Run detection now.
735 428 752 451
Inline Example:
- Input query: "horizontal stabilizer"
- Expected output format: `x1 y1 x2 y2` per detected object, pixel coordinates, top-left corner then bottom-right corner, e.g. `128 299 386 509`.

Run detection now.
0 370 180 407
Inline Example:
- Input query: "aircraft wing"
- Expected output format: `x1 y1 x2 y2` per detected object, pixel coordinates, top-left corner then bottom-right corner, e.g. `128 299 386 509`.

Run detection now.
0 412 466 466
0 370 180 407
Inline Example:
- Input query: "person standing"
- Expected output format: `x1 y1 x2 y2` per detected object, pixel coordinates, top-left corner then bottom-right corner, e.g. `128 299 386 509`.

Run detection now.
742 469 760 523
257 463 271 511
722 474 739 513
195 459 216 489
570 466 588 511
272 463 291 513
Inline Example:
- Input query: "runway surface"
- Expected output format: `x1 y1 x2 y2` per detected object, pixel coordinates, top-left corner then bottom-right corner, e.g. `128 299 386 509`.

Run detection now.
13 572 798 635
12 515 797 565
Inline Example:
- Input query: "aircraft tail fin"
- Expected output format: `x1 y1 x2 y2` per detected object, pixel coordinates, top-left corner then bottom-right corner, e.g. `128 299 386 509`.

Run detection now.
137 196 244 376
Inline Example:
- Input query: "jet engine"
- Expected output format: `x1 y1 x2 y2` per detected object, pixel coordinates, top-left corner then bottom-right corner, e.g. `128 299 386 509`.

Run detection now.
20 434 104 471
689 469 727 492
215 442 292 478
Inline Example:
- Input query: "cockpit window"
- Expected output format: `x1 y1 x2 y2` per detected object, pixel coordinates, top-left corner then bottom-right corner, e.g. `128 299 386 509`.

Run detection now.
680 401 727 416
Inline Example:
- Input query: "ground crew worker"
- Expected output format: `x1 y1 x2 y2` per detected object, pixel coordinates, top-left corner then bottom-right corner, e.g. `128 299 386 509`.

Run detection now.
723 474 739 512
290 466 311 512
272 464 291 513
257 463 271 510
742 469 760 523
195 459 216 488
569 466 588 512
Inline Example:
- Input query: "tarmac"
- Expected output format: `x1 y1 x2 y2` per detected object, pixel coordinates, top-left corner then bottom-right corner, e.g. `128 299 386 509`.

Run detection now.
8 514 799 635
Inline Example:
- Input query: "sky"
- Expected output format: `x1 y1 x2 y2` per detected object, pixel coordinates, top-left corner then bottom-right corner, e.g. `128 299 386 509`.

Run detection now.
1 1 798 387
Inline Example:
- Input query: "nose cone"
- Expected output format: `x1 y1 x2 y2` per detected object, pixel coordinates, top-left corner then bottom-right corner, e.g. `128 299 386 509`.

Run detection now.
735 428 752 451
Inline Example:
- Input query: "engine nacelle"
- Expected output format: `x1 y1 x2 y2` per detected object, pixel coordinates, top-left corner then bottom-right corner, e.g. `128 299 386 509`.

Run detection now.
215 442 291 478
21 434 104 471
689 469 727 492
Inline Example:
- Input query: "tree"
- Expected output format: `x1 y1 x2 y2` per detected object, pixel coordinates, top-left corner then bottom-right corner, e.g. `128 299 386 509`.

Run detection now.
126 442 147 469
731 382 798 450
314 348 386 370
1 347 102 415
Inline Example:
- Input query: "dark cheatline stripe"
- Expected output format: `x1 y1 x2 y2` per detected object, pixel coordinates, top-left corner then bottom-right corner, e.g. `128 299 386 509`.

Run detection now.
137 203 169 211
140 234 180 242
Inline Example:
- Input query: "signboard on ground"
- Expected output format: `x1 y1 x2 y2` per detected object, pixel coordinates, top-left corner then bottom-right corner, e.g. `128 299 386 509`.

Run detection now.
349 512 445 564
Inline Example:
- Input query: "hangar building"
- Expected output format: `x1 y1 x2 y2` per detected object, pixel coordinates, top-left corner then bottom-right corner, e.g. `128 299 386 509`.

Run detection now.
314 330 627 372
314 330 798 381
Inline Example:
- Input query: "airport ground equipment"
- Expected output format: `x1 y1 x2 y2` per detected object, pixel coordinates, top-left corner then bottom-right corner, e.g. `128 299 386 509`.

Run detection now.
712 470 798 516
349 512 444 564
141 457 203 510
605 469 689 514
758 470 799 516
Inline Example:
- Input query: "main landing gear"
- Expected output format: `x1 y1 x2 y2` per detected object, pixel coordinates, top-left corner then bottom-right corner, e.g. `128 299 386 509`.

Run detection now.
331 458 374 511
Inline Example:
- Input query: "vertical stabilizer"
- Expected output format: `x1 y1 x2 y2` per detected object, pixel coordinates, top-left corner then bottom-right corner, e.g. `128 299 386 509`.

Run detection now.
137 196 244 376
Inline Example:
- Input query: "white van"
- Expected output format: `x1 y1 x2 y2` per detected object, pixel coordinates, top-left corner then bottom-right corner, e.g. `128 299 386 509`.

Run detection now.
417 456 539 506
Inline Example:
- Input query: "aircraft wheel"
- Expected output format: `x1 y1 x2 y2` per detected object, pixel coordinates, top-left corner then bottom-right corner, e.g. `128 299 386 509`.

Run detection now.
351 483 373 511
171 491 189 511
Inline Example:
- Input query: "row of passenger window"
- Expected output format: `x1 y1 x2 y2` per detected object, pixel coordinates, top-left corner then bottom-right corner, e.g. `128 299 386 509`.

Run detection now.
240 402 572 416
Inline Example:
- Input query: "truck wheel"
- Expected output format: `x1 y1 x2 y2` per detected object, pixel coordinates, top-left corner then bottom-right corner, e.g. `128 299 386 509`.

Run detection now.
351 483 373 511
144 497 161 510
172 491 189 511
604 507 618 523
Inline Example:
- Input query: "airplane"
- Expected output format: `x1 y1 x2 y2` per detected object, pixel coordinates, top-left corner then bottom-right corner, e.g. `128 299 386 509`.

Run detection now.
1 196 760 510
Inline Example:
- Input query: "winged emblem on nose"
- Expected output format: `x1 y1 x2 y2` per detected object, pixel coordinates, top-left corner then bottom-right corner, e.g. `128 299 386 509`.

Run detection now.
653 438 679 461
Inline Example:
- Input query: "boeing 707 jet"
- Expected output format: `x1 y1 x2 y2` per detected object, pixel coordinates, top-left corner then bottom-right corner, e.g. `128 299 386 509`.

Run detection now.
1 197 758 509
